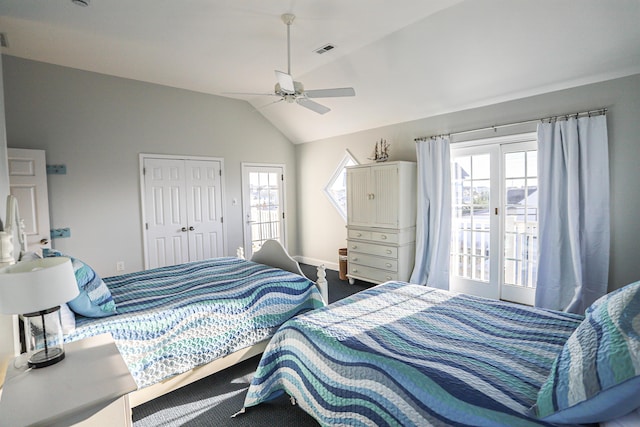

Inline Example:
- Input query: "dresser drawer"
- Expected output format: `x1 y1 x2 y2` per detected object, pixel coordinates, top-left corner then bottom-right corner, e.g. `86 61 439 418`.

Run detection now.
370 231 399 244
347 240 398 258
348 229 372 240
347 264 398 283
349 253 397 272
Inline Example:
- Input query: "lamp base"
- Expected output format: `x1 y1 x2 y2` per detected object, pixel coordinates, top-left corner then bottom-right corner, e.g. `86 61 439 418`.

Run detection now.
28 346 65 368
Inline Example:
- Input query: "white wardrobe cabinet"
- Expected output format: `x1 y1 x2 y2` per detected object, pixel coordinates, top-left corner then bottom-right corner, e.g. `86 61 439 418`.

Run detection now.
346 161 417 285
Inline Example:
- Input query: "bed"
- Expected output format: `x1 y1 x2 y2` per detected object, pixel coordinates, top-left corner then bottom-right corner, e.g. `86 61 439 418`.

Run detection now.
241 280 640 426
18 239 324 408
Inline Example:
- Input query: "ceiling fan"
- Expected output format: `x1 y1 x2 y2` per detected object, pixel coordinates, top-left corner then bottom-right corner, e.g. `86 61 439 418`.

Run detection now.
231 13 355 115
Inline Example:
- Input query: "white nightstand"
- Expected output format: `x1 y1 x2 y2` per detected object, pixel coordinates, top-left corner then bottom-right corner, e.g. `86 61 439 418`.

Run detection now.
0 333 137 427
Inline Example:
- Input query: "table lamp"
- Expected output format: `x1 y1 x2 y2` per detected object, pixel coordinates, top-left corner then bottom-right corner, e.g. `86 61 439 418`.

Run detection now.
0 257 79 368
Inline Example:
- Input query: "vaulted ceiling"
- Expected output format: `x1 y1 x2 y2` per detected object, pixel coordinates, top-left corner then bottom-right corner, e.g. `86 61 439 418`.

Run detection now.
1 0 639 143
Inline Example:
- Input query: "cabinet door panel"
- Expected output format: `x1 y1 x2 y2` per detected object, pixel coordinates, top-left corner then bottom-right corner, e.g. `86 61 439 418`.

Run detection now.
371 165 399 227
346 167 371 226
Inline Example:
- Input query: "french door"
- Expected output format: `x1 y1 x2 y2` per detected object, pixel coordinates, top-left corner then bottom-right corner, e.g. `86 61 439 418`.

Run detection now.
241 163 286 258
450 134 538 305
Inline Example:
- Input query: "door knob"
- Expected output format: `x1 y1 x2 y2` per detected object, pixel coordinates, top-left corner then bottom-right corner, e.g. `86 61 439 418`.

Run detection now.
181 227 187 232
189 226 195 231
40 238 49 245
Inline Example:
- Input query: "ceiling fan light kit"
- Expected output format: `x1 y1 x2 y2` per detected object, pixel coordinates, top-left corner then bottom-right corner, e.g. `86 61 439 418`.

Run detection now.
229 13 355 115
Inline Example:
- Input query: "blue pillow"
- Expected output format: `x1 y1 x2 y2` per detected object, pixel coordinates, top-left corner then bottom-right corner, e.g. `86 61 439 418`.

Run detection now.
533 280 640 424
43 249 116 317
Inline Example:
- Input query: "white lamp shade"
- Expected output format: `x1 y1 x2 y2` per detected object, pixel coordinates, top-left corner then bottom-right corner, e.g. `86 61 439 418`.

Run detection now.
0 257 79 314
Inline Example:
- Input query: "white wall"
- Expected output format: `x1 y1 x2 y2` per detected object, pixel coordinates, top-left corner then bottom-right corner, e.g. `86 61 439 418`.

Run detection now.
296 74 640 292
2 55 299 276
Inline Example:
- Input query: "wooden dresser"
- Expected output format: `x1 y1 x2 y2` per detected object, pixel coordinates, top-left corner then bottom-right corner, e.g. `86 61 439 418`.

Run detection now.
346 161 417 285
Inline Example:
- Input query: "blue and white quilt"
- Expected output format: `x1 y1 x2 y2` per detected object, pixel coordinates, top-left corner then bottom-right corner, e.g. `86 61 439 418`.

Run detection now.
243 281 584 426
65 257 323 389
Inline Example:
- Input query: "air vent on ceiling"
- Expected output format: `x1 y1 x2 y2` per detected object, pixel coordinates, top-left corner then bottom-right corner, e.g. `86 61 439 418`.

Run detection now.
314 44 336 55
0 33 8 48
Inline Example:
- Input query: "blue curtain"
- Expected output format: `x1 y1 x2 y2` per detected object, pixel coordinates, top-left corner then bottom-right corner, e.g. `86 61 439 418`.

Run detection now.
536 115 610 313
410 136 451 289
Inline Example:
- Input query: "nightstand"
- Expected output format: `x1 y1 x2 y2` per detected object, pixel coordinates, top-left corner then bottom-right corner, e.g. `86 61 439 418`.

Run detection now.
0 333 137 427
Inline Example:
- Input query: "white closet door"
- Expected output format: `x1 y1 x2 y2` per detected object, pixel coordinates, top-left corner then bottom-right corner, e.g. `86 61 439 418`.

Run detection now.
185 160 223 261
7 148 51 252
143 158 189 269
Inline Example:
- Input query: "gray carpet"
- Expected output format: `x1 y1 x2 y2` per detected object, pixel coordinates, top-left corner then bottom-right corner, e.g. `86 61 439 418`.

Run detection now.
132 265 369 426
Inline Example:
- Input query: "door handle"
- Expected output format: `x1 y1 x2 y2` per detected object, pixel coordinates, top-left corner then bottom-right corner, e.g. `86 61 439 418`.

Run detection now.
40 238 49 245
189 226 195 231
181 227 187 232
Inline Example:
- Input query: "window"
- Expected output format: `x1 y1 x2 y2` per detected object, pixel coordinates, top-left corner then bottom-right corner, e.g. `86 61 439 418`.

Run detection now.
324 150 358 221
450 133 537 305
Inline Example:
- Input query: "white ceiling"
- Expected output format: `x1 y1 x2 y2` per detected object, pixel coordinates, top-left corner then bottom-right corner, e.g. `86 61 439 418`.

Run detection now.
1 0 639 144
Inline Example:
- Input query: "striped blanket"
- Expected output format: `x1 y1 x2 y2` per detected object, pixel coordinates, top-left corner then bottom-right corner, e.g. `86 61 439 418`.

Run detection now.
65 257 323 389
243 281 584 426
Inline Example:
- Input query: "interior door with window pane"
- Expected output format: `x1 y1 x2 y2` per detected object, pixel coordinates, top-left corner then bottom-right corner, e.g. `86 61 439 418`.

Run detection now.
450 147 500 299
241 164 286 258
501 142 538 305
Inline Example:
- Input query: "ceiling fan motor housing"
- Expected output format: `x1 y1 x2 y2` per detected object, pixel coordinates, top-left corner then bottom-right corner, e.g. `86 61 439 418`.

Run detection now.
275 81 305 97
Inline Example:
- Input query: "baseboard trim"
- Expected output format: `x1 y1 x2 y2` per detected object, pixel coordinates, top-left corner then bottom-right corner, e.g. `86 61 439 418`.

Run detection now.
293 256 338 272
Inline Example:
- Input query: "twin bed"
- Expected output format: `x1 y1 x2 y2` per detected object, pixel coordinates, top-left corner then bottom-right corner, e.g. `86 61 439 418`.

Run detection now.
63 248 325 407
241 280 640 427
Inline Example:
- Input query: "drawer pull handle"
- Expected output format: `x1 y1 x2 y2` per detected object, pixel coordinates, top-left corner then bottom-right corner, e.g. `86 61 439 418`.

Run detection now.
352 268 358 273
352 257 358 261
380 235 387 240
356 233 362 237
386 263 392 267
386 276 392 280
386 250 392 254
352 245 358 249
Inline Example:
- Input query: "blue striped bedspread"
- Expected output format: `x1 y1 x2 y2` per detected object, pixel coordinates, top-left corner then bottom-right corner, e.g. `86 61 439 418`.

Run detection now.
243 281 585 427
65 257 324 389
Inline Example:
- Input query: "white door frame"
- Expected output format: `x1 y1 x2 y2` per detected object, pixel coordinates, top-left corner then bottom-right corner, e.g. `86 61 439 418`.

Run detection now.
139 153 227 270
241 162 287 258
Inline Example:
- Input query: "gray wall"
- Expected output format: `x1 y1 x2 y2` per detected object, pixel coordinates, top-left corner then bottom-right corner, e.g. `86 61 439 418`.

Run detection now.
3 54 639 292
2 55 298 276
296 74 640 292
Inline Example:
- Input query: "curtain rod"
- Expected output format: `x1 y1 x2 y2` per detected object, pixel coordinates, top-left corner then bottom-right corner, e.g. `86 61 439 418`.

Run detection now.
414 107 608 142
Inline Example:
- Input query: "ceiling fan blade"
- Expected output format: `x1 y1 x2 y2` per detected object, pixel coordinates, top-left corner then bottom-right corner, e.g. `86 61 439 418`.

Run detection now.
221 91 279 97
297 98 331 115
253 98 284 112
275 70 295 93
305 87 356 98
